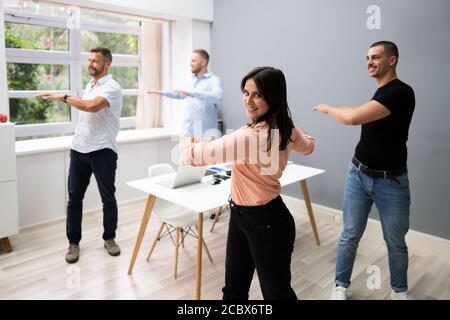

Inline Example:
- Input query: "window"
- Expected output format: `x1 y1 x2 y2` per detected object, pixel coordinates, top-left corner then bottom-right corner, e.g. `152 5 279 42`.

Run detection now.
81 31 138 55
3 0 149 139
8 63 70 91
9 98 70 125
5 22 69 51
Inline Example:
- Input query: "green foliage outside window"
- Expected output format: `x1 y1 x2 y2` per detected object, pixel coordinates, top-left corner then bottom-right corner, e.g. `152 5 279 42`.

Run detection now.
5 24 55 124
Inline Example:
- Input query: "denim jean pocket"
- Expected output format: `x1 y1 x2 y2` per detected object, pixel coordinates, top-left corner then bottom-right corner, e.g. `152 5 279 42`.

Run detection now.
349 162 359 175
387 174 409 189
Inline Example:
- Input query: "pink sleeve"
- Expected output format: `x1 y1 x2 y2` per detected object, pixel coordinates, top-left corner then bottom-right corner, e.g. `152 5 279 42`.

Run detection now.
182 128 252 166
291 127 315 155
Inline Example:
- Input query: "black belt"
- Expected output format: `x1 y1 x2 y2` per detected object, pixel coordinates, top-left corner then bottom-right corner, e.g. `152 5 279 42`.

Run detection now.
352 157 406 179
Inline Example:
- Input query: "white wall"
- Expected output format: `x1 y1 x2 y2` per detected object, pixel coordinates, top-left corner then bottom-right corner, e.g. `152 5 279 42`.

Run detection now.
192 20 212 54
165 18 212 132
17 136 178 228
17 151 67 227
167 18 193 131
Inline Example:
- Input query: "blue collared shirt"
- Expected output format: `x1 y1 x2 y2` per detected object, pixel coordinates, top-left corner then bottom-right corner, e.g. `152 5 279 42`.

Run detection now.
161 72 223 136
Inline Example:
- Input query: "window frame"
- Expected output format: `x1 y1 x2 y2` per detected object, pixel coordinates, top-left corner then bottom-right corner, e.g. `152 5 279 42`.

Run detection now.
4 7 141 138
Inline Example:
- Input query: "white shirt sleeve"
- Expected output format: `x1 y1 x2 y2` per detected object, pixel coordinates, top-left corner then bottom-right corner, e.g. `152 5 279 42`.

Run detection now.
98 81 123 114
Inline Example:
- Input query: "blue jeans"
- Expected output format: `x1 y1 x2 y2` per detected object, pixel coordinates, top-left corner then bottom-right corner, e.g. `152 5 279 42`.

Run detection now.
335 162 411 292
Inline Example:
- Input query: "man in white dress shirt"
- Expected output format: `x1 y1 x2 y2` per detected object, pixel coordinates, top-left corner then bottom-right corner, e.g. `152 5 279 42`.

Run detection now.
37 47 123 263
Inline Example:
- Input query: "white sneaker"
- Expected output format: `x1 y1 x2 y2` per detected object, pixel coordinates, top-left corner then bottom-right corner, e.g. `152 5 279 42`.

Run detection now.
331 286 350 300
390 290 414 300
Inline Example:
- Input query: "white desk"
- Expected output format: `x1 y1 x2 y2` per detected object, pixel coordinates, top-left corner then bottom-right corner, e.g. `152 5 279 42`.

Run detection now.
126 163 325 299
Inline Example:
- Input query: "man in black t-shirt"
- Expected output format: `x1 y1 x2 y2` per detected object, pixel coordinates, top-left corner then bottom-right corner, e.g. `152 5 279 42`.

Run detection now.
314 41 415 300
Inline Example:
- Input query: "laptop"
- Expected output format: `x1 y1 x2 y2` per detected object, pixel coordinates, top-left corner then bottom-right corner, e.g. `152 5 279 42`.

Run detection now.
157 165 207 188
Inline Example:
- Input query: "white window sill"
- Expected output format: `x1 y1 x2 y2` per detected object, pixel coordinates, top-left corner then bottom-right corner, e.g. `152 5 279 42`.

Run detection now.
15 127 180 156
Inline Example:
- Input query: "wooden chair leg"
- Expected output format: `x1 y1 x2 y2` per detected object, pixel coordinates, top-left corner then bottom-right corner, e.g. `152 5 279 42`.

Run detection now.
146 223 165 261
174 228 180 279
0 237 13 253
181 229 185 248
210 205 225 232
202 238 213 263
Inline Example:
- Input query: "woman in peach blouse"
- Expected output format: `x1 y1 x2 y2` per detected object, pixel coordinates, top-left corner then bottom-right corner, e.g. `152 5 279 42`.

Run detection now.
183 67 315 300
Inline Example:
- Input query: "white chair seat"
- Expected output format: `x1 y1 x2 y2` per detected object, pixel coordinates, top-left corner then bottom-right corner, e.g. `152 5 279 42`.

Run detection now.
146 163 214 278
152 201 201 228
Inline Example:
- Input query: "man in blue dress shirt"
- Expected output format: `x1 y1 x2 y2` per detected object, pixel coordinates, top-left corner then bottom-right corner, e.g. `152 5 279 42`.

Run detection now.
149 49 223 137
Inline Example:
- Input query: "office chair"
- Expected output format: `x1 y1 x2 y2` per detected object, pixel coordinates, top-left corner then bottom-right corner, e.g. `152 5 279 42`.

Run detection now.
146 163 213 279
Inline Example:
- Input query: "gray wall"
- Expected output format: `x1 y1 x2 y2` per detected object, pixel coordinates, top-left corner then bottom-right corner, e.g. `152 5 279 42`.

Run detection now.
212 0 450 239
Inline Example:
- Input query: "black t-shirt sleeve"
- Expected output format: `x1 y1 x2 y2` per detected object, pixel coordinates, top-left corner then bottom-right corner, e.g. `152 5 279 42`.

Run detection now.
372 86 407 114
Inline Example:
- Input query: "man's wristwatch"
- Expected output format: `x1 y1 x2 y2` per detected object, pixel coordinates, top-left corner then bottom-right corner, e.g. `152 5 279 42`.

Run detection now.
63 94 70 103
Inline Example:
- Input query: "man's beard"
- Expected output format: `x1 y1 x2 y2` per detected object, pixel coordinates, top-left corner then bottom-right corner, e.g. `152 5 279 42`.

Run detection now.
89 66 103 77
191 66 201 74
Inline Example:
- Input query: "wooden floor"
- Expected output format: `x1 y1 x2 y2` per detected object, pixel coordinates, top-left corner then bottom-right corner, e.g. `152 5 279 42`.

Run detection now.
0 196 449 300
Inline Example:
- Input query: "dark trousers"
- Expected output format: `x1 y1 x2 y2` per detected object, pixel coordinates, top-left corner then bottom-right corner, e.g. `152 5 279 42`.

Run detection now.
222 195 298 300
66 148 118 245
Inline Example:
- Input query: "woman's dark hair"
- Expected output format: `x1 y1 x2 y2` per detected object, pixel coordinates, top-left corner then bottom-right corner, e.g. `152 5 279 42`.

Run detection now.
241 66 294 151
